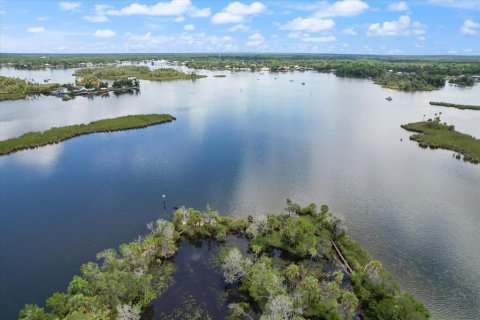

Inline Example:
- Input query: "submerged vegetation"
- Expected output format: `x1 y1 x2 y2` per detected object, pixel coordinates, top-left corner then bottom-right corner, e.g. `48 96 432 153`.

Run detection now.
0 114 175 156
429 101 480 110
19 201 429 320
401 116 480 164
0 76 60 101
74 66 206 81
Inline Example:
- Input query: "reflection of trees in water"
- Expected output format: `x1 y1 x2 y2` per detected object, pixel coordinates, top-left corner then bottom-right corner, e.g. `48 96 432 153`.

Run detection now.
113 88 140 97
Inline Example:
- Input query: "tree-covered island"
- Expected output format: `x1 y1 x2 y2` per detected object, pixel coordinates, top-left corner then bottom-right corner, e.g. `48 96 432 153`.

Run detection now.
19 201 429 320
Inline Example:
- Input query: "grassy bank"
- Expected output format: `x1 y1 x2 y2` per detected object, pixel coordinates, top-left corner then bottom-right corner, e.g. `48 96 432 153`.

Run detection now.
74 66 206 81
401 119 480 163
0 76 60 101
19 201 429 320
429 101 480 110
0 114 175 156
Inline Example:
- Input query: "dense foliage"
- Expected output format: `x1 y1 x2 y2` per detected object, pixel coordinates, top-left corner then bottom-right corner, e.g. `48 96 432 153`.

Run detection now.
0 76 60 100
401 116 480 163
448 75 475 86
0 114 176 156
222 200 429 320
74 66 205 81
19 219 178 320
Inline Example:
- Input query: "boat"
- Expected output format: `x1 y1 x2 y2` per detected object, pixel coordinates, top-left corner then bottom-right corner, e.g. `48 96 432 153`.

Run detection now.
386 96 393 101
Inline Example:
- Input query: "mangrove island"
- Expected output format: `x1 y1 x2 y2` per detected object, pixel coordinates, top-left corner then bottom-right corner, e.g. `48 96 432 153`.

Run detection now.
19 201 429 320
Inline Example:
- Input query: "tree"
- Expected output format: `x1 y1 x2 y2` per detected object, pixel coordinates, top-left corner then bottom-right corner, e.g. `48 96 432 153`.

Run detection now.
285 264 300 285
264 295 299 320
339 291 358 320
116 304 141 320
299 275 321 306
221 248 250 284
18 305 53 320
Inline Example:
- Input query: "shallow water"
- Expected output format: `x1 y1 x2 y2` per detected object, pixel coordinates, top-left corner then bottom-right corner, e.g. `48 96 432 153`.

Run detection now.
0 67 479 319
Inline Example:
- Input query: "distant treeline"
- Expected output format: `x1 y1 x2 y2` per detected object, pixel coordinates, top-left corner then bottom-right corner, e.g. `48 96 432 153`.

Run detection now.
2 54 479 91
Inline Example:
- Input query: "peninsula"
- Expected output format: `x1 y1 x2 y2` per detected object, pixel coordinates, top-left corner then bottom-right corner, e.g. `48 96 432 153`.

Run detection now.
0 114 175 156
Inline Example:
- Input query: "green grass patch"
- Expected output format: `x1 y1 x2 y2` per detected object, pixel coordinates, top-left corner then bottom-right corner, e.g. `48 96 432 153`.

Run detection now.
429 101 480 110
0 114 175 156
401 120 480 164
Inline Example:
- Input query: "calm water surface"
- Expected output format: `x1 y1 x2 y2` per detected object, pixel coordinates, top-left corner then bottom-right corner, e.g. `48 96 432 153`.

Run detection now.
0 68 479 319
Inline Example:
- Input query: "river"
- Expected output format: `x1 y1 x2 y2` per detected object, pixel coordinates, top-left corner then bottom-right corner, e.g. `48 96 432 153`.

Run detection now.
0 67 479 319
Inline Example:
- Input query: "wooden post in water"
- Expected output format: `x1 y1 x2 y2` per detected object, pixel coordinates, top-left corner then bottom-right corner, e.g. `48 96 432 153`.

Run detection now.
162 194 166 209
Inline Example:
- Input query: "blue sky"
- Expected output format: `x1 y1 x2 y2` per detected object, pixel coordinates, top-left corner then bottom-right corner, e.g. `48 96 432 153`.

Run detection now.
0 0 479 54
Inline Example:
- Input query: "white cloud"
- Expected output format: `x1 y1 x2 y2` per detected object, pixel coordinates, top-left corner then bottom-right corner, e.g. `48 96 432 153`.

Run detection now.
228 24 250 32
246 32 265 46
83 15 108 22
387 2 409 12
461 19 479 35
341 27 357 35
184 24 195 31
313 0 369 17
36 16 49 21
302 35 336 43
174 16 185 22
27 27 45 33
212 1 266 24
281 17 335 32
105 0 210 18
426 0 480 10
94 29 116 37
59 2 81 11
125 32 173 45
189 7 211 17
367 15 426 36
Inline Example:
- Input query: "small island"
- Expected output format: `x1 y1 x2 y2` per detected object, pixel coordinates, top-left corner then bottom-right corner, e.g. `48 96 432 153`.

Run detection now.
0 114 175 156
19 201 429 320
401 116 480 164
429 101 480 110
74 66 206 81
